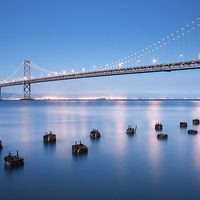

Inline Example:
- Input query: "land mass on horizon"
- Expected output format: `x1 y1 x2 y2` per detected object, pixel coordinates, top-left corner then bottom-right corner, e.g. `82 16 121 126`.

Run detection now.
1 92 200 100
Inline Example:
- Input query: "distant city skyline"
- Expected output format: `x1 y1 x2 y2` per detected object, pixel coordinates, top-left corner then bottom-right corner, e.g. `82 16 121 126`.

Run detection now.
0 0 200 98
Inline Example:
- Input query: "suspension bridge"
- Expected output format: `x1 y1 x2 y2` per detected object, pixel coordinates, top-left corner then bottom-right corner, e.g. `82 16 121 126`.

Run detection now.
0 18 200 100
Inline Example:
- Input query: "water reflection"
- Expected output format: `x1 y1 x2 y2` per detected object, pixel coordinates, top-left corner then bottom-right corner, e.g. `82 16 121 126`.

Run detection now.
69 110 78 137
157 137 168 142
111 101 127 156
187 133 198 137
18 105 32 144
43 141 56 154
72 152 88 163
147 101 163 129
155 129 162 133
4 164 24 176
90 137 101 143
146 101 164 184
191 101 200 133
192 133 200 180
80 105 88 138
0 146 2 155
113 101 127 136
126 132 136 138
2 100 200 199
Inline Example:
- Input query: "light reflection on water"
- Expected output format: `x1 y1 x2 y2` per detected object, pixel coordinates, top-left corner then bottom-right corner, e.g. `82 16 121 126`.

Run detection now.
1 100 200 199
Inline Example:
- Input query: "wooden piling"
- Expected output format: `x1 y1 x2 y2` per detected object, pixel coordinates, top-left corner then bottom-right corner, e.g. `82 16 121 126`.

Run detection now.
43 131 56 142
72 141 88 153
180 122 187 127
4 151 24 167
155 123 162 130
90 129 101 138
193 119 200 125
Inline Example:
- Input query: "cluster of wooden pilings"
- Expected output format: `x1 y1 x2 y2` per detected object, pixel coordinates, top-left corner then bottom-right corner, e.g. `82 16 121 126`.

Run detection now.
155 118 200 139
180 118 199 134
1 118 200 167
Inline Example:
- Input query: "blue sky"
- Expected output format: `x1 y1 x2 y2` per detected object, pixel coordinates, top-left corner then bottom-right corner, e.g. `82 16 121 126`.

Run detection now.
0 0 200 98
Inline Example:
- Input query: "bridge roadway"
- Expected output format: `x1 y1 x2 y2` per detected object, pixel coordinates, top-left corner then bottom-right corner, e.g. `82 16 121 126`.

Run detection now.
0 60 200 88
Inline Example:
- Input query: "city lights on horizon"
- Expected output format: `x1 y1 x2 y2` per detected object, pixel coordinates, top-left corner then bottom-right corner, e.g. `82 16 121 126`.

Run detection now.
35 96 128 100
4 96 200 101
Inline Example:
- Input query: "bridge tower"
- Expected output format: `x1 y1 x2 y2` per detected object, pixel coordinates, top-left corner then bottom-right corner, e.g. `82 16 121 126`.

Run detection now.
20 60 34 100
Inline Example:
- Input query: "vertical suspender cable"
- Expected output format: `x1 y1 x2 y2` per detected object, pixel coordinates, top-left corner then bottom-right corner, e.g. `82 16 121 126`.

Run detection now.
188 32 189 61
178 36 179 62
173 37 175 62
193 27 195 60
183 34 184 61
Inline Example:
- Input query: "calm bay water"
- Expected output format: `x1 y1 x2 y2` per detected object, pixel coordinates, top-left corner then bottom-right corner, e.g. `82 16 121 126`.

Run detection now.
0 100 200 200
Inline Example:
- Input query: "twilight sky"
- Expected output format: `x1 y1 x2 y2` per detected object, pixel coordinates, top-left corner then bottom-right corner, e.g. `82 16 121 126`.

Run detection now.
0 0 200 98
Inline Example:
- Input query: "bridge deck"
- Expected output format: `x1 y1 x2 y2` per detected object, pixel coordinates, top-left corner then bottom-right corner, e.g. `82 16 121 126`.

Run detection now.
0 60 200 88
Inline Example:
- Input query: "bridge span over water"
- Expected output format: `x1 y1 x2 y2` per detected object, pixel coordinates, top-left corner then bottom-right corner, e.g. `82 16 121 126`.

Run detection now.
0 18 200 100
0 60 199 100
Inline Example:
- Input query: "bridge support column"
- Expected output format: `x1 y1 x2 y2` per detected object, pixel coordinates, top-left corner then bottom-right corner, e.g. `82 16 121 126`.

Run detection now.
20 60 34 100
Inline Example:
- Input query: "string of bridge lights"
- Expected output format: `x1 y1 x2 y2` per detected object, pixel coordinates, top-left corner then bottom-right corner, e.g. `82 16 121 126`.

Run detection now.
1 18 200 84
120 24 200 66
98 18 200 70
77 18 200 71
74 19 199 72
